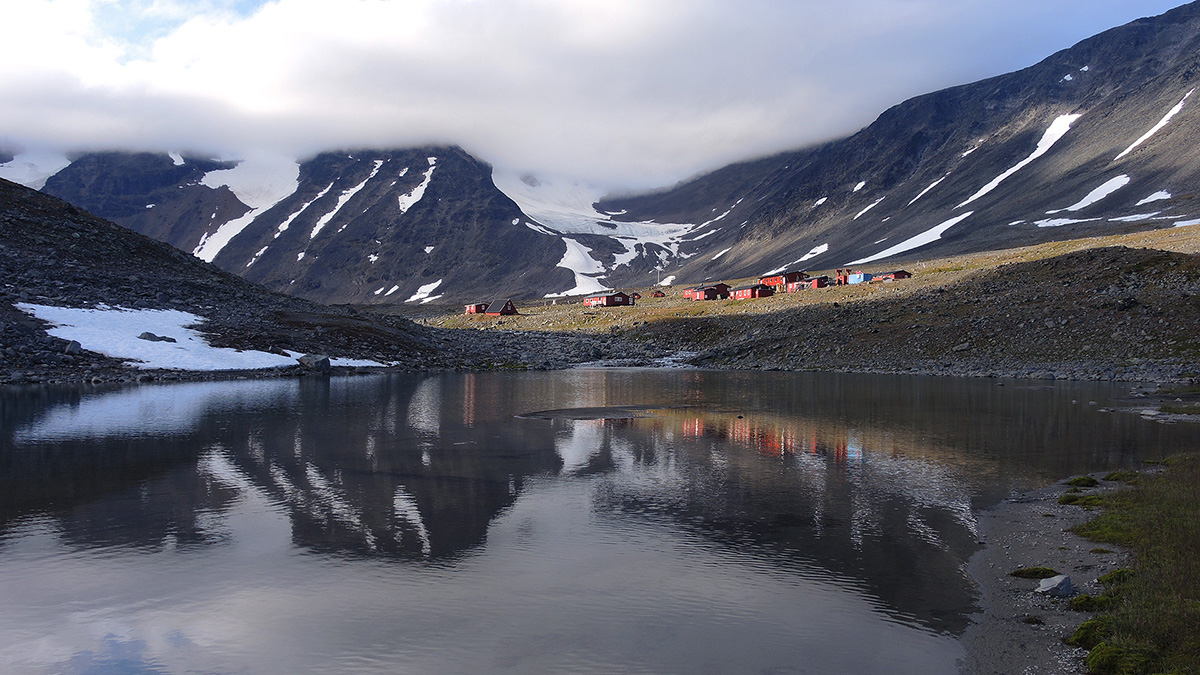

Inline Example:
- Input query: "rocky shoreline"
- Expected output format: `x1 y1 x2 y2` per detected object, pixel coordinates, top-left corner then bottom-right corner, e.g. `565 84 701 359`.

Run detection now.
960 475 1137 675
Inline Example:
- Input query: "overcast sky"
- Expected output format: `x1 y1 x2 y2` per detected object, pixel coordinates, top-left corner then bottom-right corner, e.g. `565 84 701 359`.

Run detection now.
0 0 1188 190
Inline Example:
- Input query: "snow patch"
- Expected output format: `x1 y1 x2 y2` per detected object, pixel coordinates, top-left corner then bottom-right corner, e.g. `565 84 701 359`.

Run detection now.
658 275 676 286
853 181 866 192
1034 217 1103 228
958 114 1081 209
1136 191 1172 206
1175 218 1200 228
493 170 696 275
424 246 435 254
1116 89 1195 160
814 197 828 207
908 175 948 206
192 155 302 262
384 285 401 297
311 160 382 240
712 247 732 260
368 254 379 263
1109 212 1160 223
397 158 438 214
1046 175 1130 213
246 245 270 268
405 279 443 303
17 304 299 371
853 197 885 220
169 152 185 166
0 150 71 189
543 238 610 297
848 212 974 265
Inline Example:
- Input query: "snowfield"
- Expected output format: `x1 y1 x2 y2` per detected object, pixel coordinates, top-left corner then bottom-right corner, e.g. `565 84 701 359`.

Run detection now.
16 303 386 371
492 170 700 290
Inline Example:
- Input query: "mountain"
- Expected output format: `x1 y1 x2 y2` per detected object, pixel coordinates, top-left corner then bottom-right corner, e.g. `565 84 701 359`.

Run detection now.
7 2 1200 302
0 175 438 382
596 1 1200 281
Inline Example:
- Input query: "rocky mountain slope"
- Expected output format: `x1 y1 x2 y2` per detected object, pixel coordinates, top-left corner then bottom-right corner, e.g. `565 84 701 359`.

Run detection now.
0 178 653 384
598 1 1200 283
6 3 1200 304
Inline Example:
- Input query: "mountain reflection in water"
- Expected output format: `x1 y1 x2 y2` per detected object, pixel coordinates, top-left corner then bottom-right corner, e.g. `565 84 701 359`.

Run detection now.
2 370 1197 674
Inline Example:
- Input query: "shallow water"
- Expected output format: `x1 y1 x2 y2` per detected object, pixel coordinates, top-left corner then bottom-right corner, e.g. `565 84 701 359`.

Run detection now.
2 369 1196 674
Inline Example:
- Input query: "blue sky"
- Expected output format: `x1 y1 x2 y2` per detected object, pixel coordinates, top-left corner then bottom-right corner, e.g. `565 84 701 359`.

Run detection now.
0 0 1190 189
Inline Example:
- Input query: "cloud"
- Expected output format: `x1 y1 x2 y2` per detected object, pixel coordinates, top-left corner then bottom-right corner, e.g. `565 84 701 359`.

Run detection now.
0 0 1187 189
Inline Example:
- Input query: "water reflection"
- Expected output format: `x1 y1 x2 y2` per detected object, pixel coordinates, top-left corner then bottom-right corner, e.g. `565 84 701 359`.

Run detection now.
2 370 1198 674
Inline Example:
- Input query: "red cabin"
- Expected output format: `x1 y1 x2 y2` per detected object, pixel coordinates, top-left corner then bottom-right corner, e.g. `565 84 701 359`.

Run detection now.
759 271 807 289
731 284 775 300
684 283 730 301
583 292 634 307
875 270 912 281
464 303 489 314
650 290 666 298
484 298 518 315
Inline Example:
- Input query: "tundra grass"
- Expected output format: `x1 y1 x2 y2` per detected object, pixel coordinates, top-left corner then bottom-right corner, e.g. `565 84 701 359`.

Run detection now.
1067 454 1200 675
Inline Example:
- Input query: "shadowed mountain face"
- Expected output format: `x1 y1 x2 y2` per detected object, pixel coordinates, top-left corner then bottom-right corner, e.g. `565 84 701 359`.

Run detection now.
41 147 573 304
23 3 1200 302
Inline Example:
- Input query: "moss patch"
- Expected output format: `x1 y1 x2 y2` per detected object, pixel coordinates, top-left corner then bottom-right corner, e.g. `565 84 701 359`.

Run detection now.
1066 475 1101 487
1059 493 1105 507
1009 566 1060 579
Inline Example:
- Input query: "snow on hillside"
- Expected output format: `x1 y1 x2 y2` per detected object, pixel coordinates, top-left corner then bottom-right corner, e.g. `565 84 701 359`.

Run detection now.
193 154 301 262
17 303 384 371
492 170 700 289
958 114 1082 209
0 150 71 190
544 238 610 297
848 212 974 265
1116 88 1195 160
398 157 437 213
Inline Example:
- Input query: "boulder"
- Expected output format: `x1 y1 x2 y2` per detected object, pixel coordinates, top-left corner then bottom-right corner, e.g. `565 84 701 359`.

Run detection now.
297 354 331 373
137 332 177 343
1035 574 1076 598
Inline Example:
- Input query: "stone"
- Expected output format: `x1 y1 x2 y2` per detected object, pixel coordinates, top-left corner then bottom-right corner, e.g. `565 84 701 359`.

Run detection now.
64 340 83 355
137 332 177 343
297 354 331 373
1035 574 1075 598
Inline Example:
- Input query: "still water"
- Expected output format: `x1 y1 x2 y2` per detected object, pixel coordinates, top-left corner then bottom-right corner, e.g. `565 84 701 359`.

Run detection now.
2 369 1198 674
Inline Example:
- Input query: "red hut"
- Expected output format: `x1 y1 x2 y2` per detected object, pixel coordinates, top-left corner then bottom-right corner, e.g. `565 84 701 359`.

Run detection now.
650 290 666 298
465 303 489 314
731 284 775 300
583 292 634 307
759 271 807 290
875 270 912 281
484 299 518 315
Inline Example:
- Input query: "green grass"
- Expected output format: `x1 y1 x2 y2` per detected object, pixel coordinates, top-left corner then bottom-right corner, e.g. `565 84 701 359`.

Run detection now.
1066 454 1200 675
1067 476 1102 487
1060 492 1106 507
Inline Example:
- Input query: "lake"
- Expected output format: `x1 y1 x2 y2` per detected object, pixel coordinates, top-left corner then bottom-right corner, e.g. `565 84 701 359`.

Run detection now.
2 369 1197 674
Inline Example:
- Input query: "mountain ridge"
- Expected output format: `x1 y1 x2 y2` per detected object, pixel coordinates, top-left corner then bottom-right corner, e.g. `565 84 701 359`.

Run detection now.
5 2 1200 302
